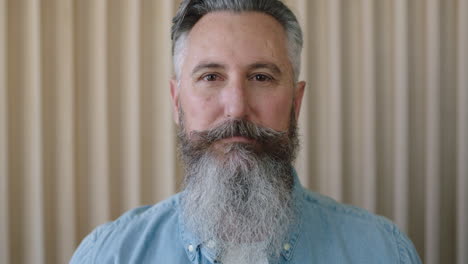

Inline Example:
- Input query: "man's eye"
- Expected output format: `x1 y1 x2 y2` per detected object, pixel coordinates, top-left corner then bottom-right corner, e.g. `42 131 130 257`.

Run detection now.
251 74 272 82
202 74 220 81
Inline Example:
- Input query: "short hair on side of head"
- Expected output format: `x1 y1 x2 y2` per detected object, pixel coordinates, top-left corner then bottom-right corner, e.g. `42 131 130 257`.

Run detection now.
171 0 303 82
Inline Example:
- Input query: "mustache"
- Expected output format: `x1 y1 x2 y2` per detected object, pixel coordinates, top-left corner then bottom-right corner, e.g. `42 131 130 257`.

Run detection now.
177 107 299 164
189 119 287 144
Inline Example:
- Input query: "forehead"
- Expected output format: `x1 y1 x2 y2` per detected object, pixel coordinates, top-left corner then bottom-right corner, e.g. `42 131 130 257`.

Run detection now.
182 11 291 75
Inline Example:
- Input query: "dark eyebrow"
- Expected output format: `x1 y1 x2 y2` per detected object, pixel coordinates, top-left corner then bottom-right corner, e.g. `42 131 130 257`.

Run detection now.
191 62 226 76
247 62 282 76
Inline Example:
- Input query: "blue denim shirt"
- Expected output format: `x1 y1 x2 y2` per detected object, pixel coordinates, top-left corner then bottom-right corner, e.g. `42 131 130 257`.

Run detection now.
70 172 421 263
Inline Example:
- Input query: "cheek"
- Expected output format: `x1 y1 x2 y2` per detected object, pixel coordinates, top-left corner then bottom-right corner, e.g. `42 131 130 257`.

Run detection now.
254 94 293 131
180 92 221 131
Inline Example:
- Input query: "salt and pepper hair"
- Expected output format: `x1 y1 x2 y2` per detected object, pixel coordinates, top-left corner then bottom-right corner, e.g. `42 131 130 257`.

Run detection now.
171 0 303 82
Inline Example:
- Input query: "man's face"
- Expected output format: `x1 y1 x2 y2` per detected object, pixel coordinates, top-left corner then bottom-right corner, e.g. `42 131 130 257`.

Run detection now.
171 11 305 140
173 12 305 261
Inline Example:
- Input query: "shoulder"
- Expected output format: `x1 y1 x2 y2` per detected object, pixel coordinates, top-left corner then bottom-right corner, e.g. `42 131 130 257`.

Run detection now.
112 193 180 228
70 193 182 264
301 188 393 229
297 188 421 263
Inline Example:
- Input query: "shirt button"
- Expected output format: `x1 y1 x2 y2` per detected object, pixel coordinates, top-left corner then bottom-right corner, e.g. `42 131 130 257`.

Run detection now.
283 243 291 251
207 240 216 249
188 244 195 252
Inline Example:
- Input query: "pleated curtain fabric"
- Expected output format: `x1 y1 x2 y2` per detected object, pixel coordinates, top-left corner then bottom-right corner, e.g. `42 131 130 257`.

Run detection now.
0 0 467 263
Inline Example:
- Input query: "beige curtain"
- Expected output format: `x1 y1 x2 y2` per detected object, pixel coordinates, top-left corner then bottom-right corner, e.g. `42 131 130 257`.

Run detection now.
0 0 467 263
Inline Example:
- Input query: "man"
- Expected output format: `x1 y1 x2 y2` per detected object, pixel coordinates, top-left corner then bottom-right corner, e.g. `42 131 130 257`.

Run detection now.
71 0 421 263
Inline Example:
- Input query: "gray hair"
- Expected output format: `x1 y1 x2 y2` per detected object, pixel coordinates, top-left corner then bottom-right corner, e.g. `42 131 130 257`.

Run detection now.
177 107 299 262
171 0 303 82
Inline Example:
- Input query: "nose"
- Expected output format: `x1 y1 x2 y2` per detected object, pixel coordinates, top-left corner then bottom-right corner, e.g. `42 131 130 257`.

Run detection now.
223 79 250 119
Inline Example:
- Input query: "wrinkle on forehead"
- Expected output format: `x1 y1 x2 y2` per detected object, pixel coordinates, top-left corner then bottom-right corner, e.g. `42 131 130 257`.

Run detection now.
182 11 293 81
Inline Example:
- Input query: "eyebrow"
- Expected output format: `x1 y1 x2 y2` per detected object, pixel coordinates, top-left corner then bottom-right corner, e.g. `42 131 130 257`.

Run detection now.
190 61 283 76
191 62 226 76
247 62 282 76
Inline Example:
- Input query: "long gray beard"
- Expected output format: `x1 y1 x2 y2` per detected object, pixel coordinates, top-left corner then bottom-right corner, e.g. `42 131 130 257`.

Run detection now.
178 109 299 263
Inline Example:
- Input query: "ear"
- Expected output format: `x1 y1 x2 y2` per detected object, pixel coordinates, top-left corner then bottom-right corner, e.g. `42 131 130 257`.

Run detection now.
293 81 306 121
170 78 180 125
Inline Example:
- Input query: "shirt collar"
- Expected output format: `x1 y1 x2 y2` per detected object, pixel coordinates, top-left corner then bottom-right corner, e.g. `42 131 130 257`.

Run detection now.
178 208 203 262
178 195 222 262
177 168 305 263
279 168 304 261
